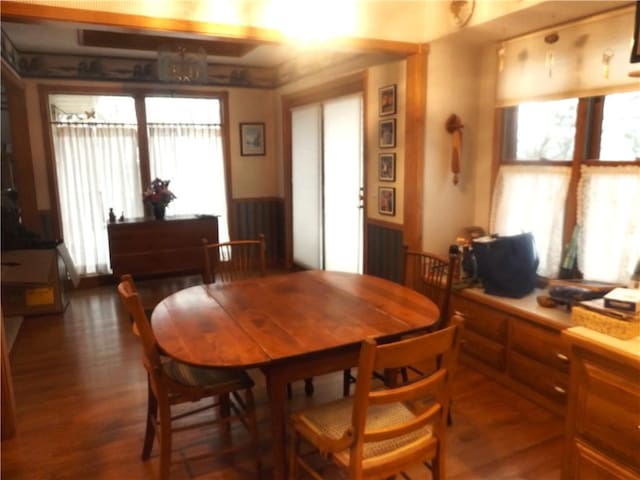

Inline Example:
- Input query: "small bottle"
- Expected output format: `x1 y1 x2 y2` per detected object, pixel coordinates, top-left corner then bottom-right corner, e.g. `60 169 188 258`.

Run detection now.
108 208 116 223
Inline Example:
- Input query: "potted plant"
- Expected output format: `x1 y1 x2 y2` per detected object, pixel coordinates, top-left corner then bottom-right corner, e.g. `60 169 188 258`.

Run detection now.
143 178 176 220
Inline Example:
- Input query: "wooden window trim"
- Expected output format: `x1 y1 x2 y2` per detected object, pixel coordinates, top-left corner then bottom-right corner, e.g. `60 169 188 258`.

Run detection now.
38 85 232 243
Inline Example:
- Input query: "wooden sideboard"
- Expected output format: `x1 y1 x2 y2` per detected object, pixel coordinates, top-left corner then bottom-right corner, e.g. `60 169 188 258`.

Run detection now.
107 215 218 278
561 327 640 480
452 288 573 416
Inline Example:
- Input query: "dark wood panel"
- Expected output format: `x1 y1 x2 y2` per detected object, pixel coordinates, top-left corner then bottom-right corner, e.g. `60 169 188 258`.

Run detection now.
365 221 403 283
107 215 218 278
232 198 284 267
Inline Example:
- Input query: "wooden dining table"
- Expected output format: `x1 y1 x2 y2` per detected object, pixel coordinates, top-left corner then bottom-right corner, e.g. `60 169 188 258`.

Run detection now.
151 270 440 479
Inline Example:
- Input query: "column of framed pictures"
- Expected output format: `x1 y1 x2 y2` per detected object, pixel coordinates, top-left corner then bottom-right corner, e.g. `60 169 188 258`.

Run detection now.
378 84 396 216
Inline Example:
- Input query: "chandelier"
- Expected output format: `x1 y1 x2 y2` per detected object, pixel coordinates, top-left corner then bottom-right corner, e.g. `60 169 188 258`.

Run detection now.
157 46 207 83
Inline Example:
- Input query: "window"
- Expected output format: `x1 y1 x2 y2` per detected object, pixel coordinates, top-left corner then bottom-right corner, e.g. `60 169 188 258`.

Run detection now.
49 93 229 276
145 97 230 242
515 98 578 161
494 90 640 283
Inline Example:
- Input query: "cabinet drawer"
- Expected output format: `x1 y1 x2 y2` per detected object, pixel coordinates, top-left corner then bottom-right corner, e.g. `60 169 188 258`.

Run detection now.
510 351 569 405
461 329 506 371
569 439 640 480
511 320 569 372
574 354 640 470
452 296 508 342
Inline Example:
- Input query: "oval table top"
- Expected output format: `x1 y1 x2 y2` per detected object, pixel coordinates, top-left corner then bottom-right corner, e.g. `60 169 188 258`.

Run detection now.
152 270 440 369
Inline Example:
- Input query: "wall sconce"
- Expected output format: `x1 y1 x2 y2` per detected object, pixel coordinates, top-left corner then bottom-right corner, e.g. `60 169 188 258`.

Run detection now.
602 48 614 79
157 46 207 83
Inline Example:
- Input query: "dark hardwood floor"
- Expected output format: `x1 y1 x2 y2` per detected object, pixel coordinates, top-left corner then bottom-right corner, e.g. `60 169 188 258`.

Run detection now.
1 277 564 479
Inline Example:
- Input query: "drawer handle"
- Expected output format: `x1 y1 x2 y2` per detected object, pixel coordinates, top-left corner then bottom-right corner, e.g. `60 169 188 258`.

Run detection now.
553 385 567 395
556 352 569 362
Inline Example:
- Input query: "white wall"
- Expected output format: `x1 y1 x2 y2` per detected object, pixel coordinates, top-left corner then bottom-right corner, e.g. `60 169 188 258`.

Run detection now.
421 38 484 255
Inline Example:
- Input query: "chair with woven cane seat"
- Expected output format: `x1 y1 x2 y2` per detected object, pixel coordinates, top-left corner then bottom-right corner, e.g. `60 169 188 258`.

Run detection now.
202 234 266 284
343 246 458 397
289 315 464 480
118 276 261 480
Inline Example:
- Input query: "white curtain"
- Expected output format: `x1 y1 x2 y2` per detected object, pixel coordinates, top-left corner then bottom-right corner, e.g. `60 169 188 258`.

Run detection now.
577 165 640 283
52 123 143 275
147 124 229 243
490 165 571 277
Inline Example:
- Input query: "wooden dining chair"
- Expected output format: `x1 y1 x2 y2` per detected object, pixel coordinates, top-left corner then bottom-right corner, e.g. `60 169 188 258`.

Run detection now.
289 315 464 479
202 234 266 284
117 276 261 480
343 246 458 397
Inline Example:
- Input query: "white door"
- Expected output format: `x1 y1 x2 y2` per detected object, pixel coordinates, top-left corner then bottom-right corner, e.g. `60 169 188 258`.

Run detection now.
292 94 363 273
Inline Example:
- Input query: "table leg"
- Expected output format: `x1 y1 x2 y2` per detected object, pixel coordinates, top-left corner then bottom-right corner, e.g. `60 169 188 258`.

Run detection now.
265 369 288 480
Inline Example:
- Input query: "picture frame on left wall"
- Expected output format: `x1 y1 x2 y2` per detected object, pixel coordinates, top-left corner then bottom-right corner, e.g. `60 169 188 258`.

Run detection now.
379 119 396 148
378 186 395 216
240 122 265 156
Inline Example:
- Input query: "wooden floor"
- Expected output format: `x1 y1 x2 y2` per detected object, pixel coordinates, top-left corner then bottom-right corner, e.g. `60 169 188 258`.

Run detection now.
1 277 564 479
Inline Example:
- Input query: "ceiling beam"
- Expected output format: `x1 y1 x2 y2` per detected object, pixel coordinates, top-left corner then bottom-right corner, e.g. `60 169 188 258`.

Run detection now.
1 1 422 57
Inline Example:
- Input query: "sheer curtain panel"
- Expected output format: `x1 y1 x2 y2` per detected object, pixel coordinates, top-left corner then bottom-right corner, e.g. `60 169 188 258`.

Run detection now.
490 165 571 277
147 124 229 243
52 123 143 275
577 165 640 283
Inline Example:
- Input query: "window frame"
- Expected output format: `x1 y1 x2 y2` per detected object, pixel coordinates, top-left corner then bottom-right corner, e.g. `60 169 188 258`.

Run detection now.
493 91 640 275
39 85 233 243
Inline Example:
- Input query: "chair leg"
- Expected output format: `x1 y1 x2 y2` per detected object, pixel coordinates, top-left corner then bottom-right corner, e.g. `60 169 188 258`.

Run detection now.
287 382 293 399
219 393 232 446
142 377 157 461
304 378 314 397
158 401 172 480
342 369 352 397
288 425 300 479
244 388 262 476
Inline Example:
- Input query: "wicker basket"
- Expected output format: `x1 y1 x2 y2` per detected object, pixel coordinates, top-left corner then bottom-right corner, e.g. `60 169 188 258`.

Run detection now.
571 306 640 340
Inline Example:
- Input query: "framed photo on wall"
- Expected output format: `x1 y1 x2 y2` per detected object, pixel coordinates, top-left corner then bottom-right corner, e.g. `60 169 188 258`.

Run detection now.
379 84 396 116
378 153 395 182
379 119 396 148
240 122 265 156
378 186 395 216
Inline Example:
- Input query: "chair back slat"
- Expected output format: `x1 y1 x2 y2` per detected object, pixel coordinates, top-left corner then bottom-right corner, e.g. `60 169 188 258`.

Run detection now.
403 247 458 329
348 315 464 476
117 277 162 371
202 234 266 284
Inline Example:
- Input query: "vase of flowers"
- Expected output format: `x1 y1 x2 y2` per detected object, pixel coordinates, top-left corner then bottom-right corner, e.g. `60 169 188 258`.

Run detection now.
143 178 176 220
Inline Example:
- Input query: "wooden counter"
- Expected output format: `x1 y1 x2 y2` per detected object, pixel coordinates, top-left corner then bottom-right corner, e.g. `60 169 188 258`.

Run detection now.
562 327 640 479
107 215 218 279
452 288 573 415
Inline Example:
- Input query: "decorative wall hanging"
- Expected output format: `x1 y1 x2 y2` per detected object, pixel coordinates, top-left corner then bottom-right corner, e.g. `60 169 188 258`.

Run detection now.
445 114 464 185
379 119 396 148
378 187 395 216
378 153 396 182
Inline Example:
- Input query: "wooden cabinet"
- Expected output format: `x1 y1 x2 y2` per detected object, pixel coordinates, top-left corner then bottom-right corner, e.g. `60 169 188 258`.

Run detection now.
107 215 218 278
452 288 572 415
562 327 640 480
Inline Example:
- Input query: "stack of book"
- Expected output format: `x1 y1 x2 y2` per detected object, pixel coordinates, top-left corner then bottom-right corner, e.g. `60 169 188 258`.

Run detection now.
572 288 640 339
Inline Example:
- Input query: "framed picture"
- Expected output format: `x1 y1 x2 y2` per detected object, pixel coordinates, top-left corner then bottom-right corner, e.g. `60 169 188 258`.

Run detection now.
240 122 265 156
378 153 395 182
379 119 396 148
378 186 395 216
379 84 396 116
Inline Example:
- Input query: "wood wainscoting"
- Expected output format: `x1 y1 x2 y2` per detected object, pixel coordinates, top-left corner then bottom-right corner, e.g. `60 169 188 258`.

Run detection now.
231 197 285 267
365 220 404 284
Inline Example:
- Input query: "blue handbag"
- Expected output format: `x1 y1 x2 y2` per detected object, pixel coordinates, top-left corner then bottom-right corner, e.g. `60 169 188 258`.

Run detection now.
472 232 539 298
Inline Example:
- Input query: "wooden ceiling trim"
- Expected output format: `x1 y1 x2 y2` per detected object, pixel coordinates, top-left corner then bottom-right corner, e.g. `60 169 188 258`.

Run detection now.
78 30 259 58
1 1 421 57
